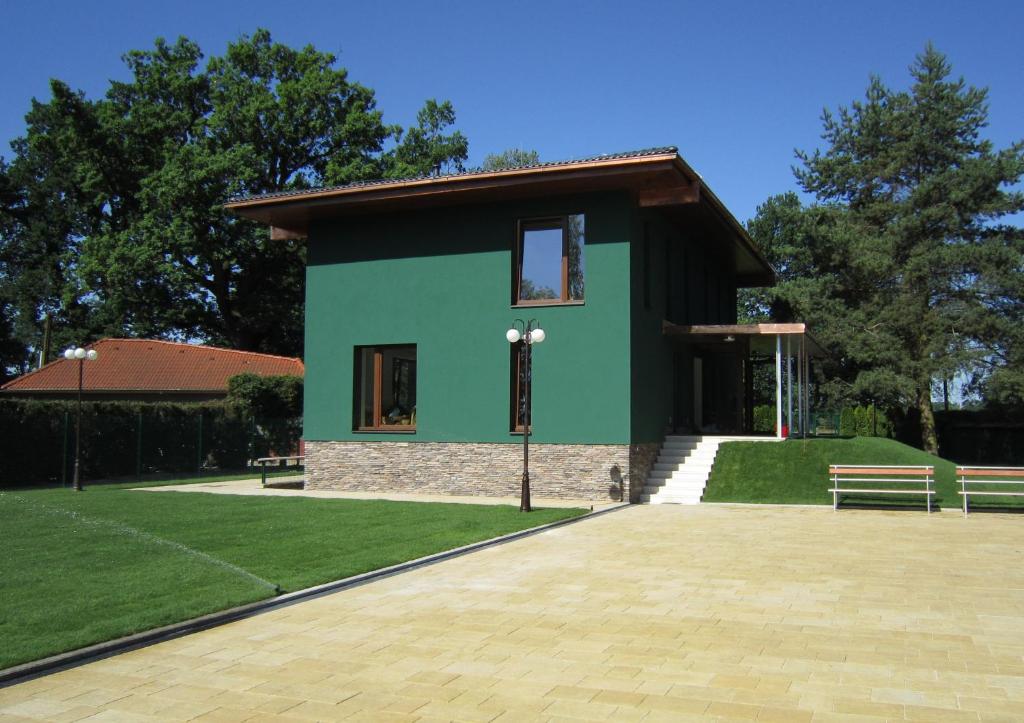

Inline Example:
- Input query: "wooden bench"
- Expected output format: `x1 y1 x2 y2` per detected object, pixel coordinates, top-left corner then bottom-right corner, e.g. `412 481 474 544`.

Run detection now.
256 455 305 487
957 466 1024 516
828 465 935 512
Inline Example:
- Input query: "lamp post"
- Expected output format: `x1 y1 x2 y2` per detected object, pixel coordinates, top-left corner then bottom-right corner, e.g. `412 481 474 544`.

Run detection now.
64 346 98 492
506 319 545 512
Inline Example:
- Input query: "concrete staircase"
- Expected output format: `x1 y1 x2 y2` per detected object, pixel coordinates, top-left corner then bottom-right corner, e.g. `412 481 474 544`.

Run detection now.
640 435 777 505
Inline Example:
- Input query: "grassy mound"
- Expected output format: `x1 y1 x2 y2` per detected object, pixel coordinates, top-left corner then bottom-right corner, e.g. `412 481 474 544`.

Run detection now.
703 436 969 507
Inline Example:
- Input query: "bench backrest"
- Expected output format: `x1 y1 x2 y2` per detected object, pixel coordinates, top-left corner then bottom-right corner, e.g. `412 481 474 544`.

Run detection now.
957 466 1024 483
830 465 933 478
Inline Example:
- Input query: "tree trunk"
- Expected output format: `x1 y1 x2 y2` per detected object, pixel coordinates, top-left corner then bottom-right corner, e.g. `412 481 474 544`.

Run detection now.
916 385 939 455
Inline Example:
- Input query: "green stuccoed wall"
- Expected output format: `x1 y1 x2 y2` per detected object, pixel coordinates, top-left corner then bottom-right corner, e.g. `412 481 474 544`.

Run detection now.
303 192 634 445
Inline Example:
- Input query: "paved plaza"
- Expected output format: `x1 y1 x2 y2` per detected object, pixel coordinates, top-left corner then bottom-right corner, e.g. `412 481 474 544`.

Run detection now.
2 504 1024 721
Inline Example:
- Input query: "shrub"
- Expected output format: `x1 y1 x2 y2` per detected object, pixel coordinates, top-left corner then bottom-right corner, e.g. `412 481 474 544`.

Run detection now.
752 403 891 437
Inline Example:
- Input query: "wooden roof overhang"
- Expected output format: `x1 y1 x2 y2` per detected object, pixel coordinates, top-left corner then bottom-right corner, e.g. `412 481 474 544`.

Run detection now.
663 322 828 357
225 150 775 287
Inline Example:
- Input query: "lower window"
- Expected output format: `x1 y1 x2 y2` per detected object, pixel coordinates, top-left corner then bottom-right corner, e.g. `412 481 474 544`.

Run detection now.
354 345 417 431
510 341 530 432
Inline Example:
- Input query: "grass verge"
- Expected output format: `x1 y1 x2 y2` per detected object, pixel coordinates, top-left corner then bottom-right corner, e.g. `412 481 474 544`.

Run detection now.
0 484 585 670
703 436 981 507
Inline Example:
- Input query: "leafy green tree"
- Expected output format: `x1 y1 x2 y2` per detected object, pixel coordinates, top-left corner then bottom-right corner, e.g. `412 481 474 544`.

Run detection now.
480 148 540 171
749 46 1024 453
4 30 469 362
227 372 303 418
0 160 27 378
386 100 468 178
964 231 1024 404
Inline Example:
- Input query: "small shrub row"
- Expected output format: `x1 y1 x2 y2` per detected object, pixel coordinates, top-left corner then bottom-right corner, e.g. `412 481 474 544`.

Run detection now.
751 403 892 437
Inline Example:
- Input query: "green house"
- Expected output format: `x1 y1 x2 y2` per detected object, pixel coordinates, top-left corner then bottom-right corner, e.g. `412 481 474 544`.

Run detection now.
228 147 804 502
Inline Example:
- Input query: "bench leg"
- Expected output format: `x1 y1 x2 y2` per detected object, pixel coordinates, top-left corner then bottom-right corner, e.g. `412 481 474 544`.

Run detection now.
963 492 968 518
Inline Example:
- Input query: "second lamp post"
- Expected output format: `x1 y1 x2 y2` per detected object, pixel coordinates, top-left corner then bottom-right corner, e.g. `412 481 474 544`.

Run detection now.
64 346 98 492
506 319 545 512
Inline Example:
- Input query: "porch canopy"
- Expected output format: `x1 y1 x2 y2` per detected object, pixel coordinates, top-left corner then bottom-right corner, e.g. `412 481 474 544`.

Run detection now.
663 322 827 438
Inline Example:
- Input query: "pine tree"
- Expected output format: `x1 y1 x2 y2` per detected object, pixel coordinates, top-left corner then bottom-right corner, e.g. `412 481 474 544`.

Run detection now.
759 45 1024 453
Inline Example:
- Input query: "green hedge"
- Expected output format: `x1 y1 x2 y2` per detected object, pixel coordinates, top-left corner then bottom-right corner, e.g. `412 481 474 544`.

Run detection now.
752 403 892 437
0 399 299 486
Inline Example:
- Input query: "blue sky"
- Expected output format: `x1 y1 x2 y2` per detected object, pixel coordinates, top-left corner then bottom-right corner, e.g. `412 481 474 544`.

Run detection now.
3 0 1022 224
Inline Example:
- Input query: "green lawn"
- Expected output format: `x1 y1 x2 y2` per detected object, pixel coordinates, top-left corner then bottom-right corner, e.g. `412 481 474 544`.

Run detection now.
0 484 584 670
703 436 980 507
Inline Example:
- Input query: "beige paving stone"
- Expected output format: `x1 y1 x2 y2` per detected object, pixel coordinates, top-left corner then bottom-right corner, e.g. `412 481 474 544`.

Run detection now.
902 704 982 721
757 705 814 722
143 699 219 719
706 699 763 719
4 505 1024 720
541 697 618 719
189 707 258 723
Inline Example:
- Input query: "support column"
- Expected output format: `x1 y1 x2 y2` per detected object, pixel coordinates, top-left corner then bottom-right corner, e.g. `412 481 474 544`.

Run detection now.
775 334 783 440
804 346 811 437
797 335 804 437
786 335 793 438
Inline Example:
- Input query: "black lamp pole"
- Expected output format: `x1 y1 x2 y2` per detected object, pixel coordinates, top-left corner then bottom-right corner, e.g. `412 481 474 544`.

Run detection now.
64 346 97 492
508 319 545 512
73 356 83 492
521 331 532 512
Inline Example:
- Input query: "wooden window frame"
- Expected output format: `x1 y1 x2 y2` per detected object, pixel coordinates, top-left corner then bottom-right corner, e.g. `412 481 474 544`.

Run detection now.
512 215 584 307
353 344 417 433
509 340 531 433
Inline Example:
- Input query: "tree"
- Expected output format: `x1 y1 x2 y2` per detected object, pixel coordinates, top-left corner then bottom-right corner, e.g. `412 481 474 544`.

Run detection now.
227 372 303 418
4 30 469 361
386 100 468 178
963 227 1024 404
0 160 29 379
480 148 540 171
751 45 1024 453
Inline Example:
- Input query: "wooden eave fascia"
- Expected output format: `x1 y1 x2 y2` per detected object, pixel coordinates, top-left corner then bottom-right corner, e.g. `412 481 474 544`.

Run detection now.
662 321 827 357
665 323 808 336
225 152 680 218
636 179 701 207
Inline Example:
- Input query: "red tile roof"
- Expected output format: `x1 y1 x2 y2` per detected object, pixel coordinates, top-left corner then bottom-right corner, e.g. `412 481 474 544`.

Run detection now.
1 339 303 393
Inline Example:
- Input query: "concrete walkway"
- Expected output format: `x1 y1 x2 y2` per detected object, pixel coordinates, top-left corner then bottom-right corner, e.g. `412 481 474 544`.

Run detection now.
133 477 613 509
3 504 1024 721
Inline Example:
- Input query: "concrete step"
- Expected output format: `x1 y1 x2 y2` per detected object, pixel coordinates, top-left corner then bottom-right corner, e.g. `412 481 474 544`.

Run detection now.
643 485 707 496
641 494 703 505
647 468 714 480
655 452 720 464
639 433 734 505
643 478 707 489
655 453 717 465
653 458 713 471
644 477 707 488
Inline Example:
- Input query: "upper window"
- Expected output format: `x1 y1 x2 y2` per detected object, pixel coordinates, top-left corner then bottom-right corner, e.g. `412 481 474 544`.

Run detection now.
354 345 417 431
514 214 585 305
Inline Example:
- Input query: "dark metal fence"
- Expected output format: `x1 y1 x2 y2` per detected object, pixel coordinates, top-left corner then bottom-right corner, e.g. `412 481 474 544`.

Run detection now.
0 399 300 486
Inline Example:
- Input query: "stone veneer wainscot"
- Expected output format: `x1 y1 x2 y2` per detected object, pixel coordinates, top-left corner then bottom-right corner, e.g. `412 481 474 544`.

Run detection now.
306 441 661 502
